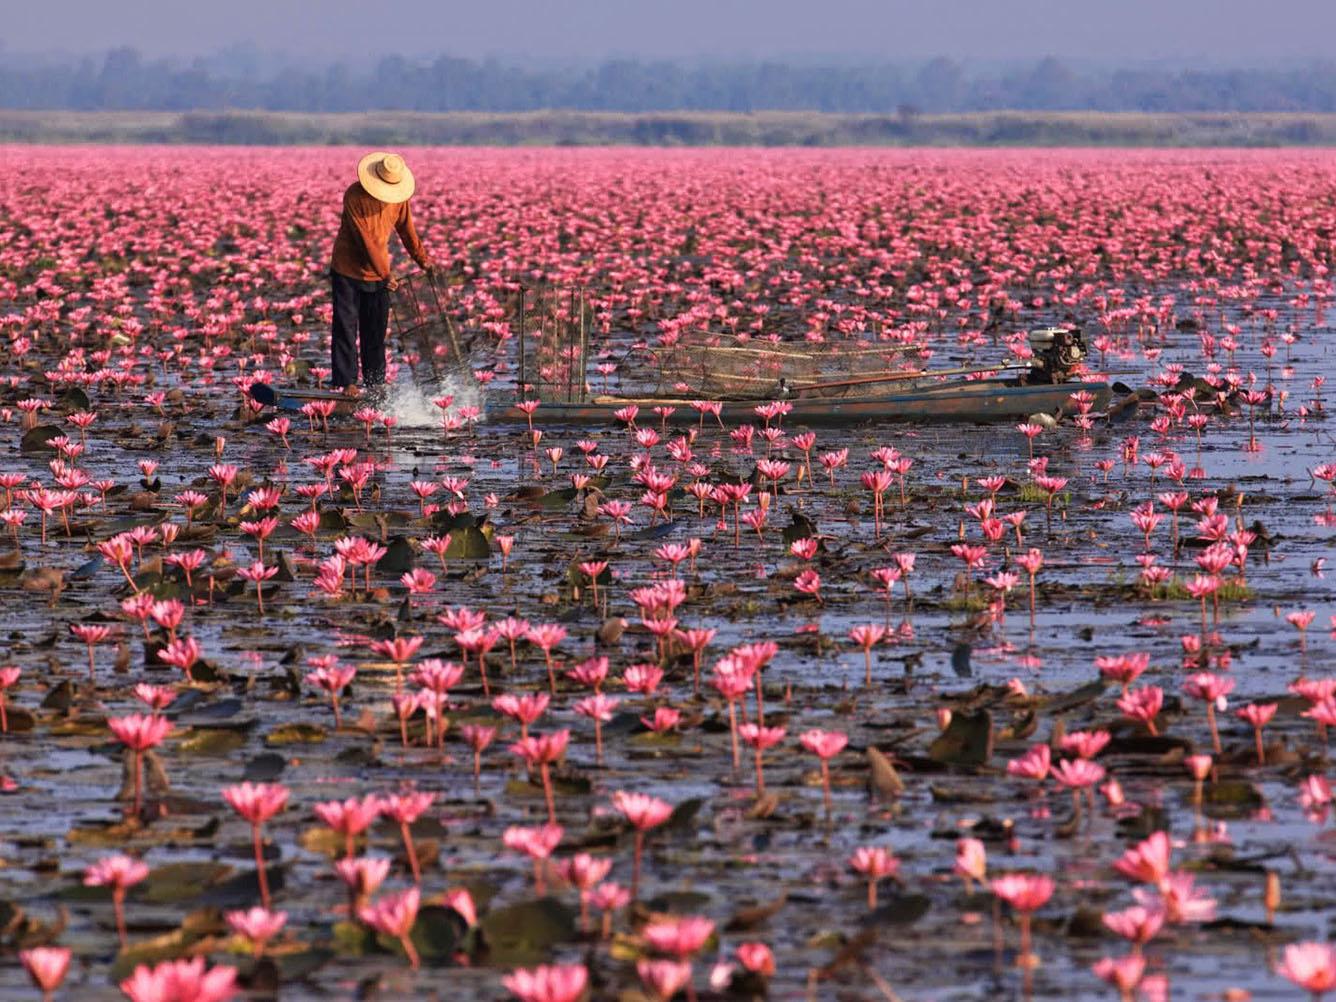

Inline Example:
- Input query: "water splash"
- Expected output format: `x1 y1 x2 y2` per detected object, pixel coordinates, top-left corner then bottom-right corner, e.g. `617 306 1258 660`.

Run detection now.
385 373 486 428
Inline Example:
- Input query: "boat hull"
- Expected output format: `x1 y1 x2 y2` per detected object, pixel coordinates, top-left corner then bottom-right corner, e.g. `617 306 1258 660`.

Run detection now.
249 379 1112 427
492 380 1112 427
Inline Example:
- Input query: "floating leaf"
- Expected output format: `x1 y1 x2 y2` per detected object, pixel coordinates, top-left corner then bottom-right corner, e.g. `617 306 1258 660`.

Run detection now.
332 920 374 957
111 926 202 980
445 526 491 560
480 897 577 966
274 947 333 981
410 905 466 963
377 537 416 575
138 861 234 904
860 893 931 927
928 709 993 766
430 509 478 533
867 746 905 797
781 512 818 546
1203 780 1265 819
645 891 713 914
201 866 286 909
20 425 62 454
533 488 577 510
725 892 787 931
298 826 344 856
242 752 287 782
177 728 246 756
265 723 327 746
56 387 91 411
665 797 703 832
317 509 348 533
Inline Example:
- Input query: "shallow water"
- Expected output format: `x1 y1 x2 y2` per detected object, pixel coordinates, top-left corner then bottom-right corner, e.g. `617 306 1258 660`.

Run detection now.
0 147 1334 1001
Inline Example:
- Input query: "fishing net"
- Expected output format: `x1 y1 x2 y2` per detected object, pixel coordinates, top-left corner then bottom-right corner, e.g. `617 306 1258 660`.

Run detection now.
391 273 471 386
513 290 932 403
655 332 925 398
518 287 595 403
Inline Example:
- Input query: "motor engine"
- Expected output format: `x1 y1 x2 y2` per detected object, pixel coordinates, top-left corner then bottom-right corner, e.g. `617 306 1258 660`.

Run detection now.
1026 326 1086 383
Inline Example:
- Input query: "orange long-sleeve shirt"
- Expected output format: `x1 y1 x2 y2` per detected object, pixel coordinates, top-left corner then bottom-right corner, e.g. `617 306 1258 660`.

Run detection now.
330 182 431 282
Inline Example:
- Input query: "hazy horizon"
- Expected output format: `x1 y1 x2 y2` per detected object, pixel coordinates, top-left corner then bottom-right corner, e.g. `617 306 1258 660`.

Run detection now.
5 0 1334 66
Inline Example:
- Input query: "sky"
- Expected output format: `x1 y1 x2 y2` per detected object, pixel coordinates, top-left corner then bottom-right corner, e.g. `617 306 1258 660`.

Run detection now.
6 0 1334 66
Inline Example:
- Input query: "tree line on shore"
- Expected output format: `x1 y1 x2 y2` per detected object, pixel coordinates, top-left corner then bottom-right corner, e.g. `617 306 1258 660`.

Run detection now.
5 48 1336 114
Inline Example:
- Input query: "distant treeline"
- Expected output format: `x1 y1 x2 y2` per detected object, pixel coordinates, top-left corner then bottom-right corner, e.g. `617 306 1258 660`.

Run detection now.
6 109 1336 147
5 49 1336 114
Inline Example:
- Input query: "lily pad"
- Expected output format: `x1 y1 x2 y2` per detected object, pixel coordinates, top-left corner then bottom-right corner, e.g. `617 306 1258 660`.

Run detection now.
928 709 993 766
265 723 327 746
138 861 234 904
867 746 906 797
860 893 931 927
177 728 246 756
377 536 416 576
332 920 375 956
242 752 287 782
409 904 467 963
20 425 63 454
480 897 577 965
534 488 578 510
445 526 491 560
1203 779 1265 819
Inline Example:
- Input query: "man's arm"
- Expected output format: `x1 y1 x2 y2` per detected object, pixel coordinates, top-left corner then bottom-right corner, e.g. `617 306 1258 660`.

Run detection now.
395 203 433 271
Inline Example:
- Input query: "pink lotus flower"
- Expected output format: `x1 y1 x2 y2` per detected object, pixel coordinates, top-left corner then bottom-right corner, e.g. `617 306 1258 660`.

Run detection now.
1113 831 1173 886
120 956 238 1002
1116 685 1164 736
1007 743 1051 782
612 791 673 899
1276 942 1336 997
109 713 172 817
954 837 987 889
225 906 287 957
1051 758 1105 789
85 853 150 946
335 856 391 900
222 782 290 910
991 873 1054 913
1058 729 1110 759
849 846 899 909
358 887 421 969
1101 905 1164 948
314 795 384 858
1133 871 1216 924
736 941 775 976
1096 652 1150 690
20 946 71 996
381 791 436 883
738 723 785 798
991 873 1055 967
637 958 693 1001
643 915 715 957
443 887 478 928
502 963 589 1002
1091 953 1146 996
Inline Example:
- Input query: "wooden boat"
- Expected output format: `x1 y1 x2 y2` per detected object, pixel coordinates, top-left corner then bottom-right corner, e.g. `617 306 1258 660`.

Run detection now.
248 317 1112 428
249 377 1111 427
491 378 1112 427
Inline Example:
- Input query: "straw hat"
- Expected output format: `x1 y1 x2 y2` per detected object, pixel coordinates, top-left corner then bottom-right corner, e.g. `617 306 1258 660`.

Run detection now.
356 151 415 204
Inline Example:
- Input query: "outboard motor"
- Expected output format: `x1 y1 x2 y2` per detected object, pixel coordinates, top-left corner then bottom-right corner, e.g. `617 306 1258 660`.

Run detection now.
1026 326 1086 383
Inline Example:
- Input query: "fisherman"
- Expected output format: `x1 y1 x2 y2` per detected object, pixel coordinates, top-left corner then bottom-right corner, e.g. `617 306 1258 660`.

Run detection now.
328 151 434 396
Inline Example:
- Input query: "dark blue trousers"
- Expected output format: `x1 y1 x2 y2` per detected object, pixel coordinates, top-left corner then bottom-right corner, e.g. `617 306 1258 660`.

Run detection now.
330 270 389 388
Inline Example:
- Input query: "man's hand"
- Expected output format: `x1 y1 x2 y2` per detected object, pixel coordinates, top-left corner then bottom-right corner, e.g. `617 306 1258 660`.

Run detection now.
422 262 436 278
386 274 400 291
